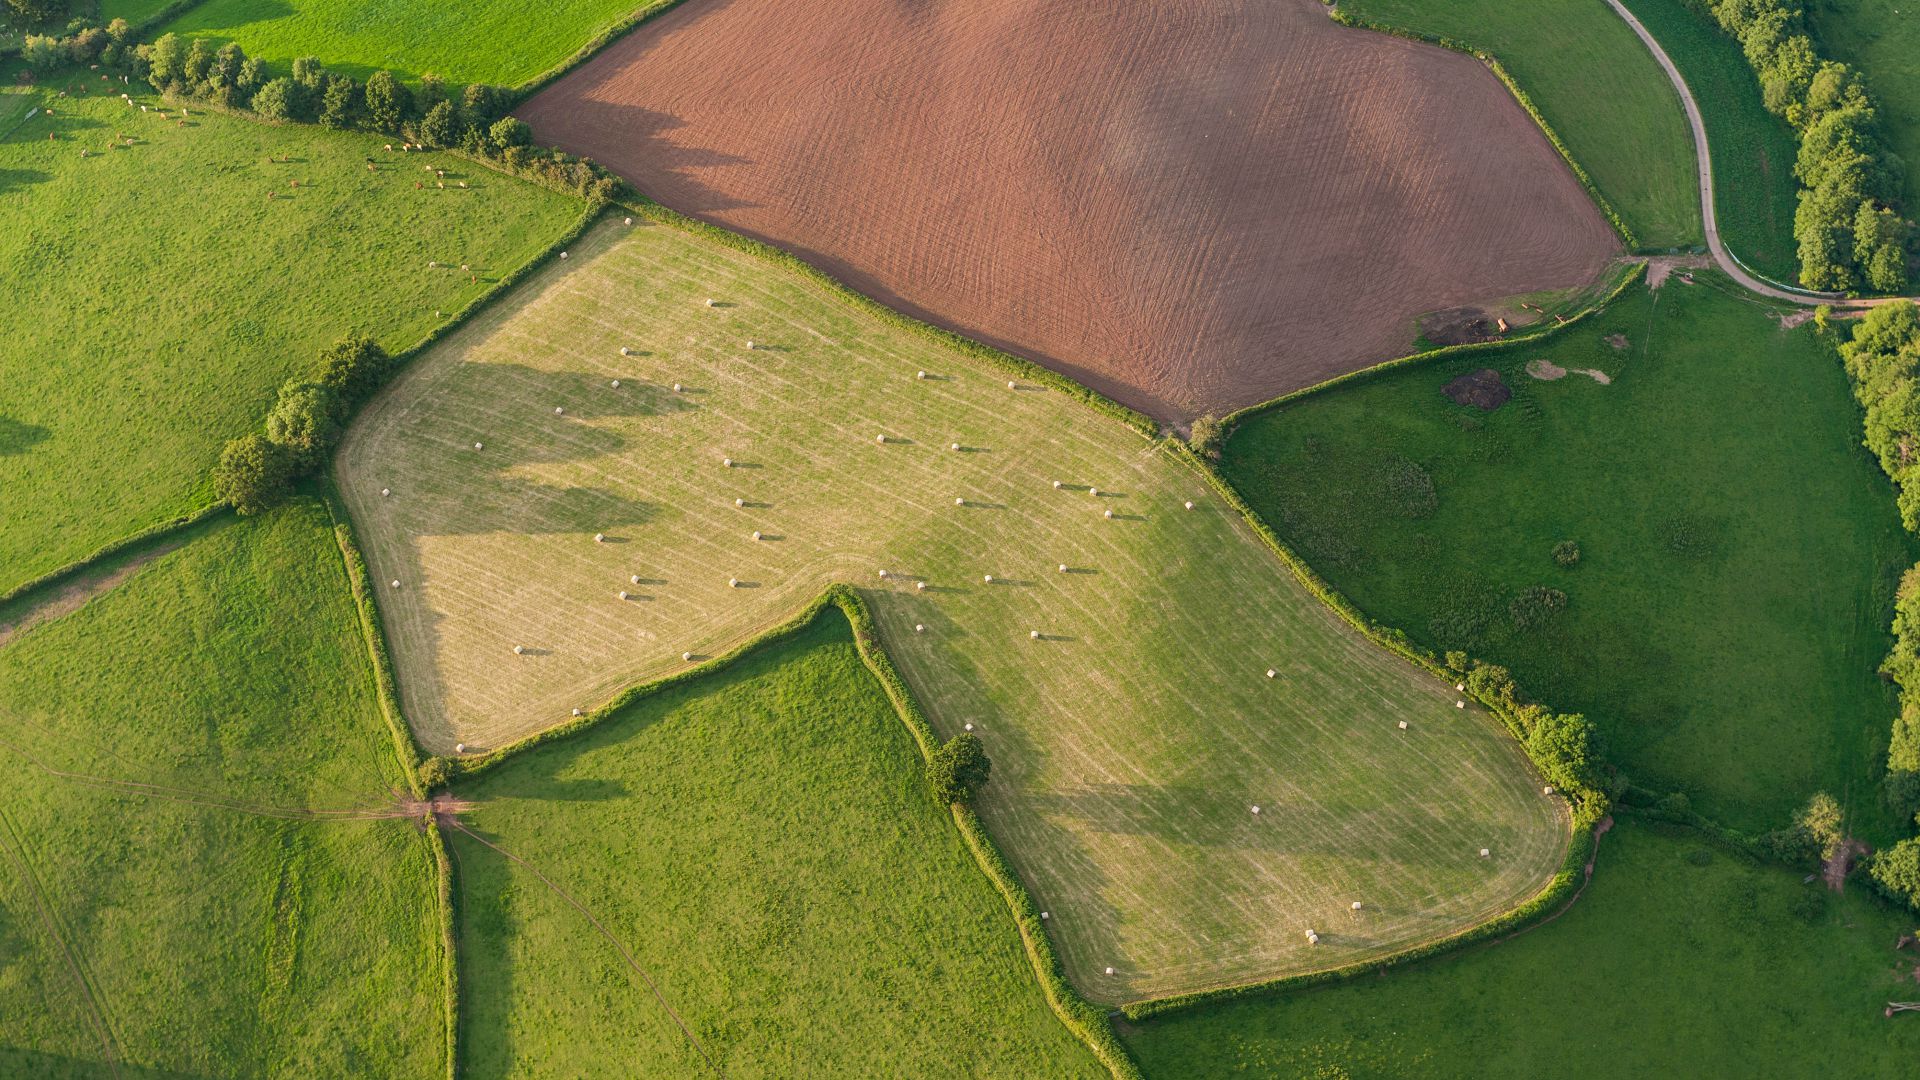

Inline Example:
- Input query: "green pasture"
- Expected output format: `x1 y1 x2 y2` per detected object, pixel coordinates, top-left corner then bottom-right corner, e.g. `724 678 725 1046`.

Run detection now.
449 608 1106 1078
1222 273 1913 836
1121 820 1920 1079
1810 0 1920 211
1621 0 1800 282
159 0 667 86
0 84 579 597
0 500 443 1077
1342 0 1702 250
339 213 1568 1003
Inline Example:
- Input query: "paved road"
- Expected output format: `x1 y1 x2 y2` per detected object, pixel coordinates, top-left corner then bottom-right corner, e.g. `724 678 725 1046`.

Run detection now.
1598 0 1842 303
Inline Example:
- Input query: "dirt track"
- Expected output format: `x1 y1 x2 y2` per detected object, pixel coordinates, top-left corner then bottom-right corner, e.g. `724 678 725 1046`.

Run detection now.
518 0 1621 422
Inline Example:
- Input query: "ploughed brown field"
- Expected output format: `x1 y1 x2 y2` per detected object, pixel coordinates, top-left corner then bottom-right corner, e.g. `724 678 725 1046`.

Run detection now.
519 0 1620 421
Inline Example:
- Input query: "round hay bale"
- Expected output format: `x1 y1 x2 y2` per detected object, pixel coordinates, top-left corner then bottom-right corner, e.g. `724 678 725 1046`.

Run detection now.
611 379 621 388
723 457 734 468
916 370 926 379
684 651 694 661
878 569 890 579
619 591 630 600
560 251 568 259
474 442 484 450
1007 381 1017 389
915 581 926 591
1104 510 1113 519
620 346 631 356
381 488 391 497
914 623 924 633
571 707 581 716
594 533 606 543
1058 564 1068 573
555 406 565 415
391 580 401 589
955 497 965 506
734 498 745 507
1030 630 1040 639
513 645 524 655
631 575 642 584
1184 500 1194 510
455 743 466 754
625 216 633 225
1052 480 1062 489
1479 848 1490 858
752 531 762 541
876 434 886 443
673 383 683 393
983 574 994 583
950 443 960 451
729 577 740 588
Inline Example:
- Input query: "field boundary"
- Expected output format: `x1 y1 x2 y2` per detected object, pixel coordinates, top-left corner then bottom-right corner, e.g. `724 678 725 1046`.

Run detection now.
425 814 460 1080
0 502 228 610
321 480 427 796
1216 260 1643 434
1327 5 1641 249
501 0 695 104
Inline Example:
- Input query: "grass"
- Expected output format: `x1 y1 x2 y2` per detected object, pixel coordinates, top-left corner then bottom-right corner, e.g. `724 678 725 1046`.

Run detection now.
338 213 1569 1003
1810 0 1920 212
0 78 580 597
97 0 185 24
1221 273 1914 837
1621 0 1802 282
1119 820 1920 1078
0 498 443 1077
446 607 1108 1078
158 0 663 86
1341 0 1702 250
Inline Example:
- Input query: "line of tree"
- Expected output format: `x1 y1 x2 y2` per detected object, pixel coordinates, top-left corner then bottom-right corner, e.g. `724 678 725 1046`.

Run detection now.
213 336 392 514
1441 652 1607 814
1703 0 1912 293
133 35 620 200
1832 300 1920 910
13 14 133 76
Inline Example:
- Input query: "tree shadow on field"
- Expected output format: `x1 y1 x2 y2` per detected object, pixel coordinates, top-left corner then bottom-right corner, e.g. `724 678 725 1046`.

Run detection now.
518 95 757 219
0 416 49 456
0 1046 216 1078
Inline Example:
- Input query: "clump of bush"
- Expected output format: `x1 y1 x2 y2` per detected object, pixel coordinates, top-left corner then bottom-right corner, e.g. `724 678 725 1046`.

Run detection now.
1452 659 1606 812
1552 539 1581 567
15 15 132 78
1870 837 1920 910
1704 0 1912 293
1373 453 1436 519
1188 414 1223 459
136 39 623 201
1508 585 1567 632
926 732 991 805
212 334 392 513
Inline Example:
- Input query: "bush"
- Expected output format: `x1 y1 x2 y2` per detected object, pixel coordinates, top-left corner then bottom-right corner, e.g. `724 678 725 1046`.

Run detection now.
1757 823 1820 866
19 33 60 72
4 0 63 21
314 334 392 406
251 77 298 122
489 116 531 152
1508 585 1568 631
264 380 342 467
1189 415 1223 459
1465 661 1518 707
364 70 408 133
1552 539 1581 567
1797 791 1846 860
212 434 294 515
319 74 360 129
926 732 991 805
1526 711 1597 795
418 99 457 149
1868 837 1920 910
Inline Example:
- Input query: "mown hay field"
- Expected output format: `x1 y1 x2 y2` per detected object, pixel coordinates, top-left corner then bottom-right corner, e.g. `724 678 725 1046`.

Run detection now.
449 608 1109 1078
1122 821 1920 1078
339 213 1569 1003
0 83 580 596
519 0 1618 422
1342 0 1701 250
1222 273 1914 836
0 501 443 1077
159 0 661 85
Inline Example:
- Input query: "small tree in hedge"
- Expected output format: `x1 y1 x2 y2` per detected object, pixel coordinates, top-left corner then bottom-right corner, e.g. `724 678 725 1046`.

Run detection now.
251 77 298 121
1527 712 1596 795
1189 415 1224 459
1868 837 1920 910
146 32 185 91
20 34 60 72
927 733 991 805
1797 791 1846 860
364 70 408 133
489 116 531 153
213 433 294 515
1465 661 1517 708
461 82 501 122
319 73 360 129
264 380 341 467
418 99 457 148
315 334 392 406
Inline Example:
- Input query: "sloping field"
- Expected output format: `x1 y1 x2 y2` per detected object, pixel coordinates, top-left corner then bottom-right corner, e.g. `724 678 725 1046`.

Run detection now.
0 82 580 597
517 0 1619 422
0 502 442 1077
449 608 1107 1077
338 214 1568 1003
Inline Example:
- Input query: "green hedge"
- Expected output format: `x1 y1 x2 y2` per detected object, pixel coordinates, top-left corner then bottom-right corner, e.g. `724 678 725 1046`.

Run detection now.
320 477 425 795
0 501 228 609
1326 7 1640 249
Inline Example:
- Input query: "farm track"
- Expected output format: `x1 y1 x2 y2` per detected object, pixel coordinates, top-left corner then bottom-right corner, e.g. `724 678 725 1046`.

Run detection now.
1601 0 1918 305
518 0 1619 422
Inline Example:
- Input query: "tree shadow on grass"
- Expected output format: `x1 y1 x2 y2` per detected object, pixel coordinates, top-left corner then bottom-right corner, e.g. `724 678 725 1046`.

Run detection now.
0 416 49 456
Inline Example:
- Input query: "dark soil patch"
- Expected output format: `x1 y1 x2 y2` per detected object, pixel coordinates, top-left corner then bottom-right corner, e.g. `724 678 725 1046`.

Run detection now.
1443 368 1511 411
1421 307 1501 347
1605 333 1630 350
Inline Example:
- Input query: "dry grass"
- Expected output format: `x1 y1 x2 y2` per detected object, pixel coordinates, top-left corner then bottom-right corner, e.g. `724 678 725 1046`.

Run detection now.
338 215 1568 1002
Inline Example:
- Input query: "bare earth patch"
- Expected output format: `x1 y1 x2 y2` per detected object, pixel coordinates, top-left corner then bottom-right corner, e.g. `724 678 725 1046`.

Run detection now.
1526 358 1612 385
1645 254 1714 288
0 543 181 650
518 0 1619 421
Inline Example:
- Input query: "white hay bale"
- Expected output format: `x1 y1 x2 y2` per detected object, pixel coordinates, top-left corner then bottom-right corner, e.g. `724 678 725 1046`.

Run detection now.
915 581 926 591
1040 911 1049 920
391 580 401 589
1455 700 1465 709
673 383 683 393
555 406 565 415
1089 487 1100 497
455 743 466 754
381 488 391 497
1058 564 1068 573
1052 480 1062 489
571 708 581 716
631 575 642 584
1304 931 1318 945
745 340 755 350
752 531 763 541
595 533 606 543
513 645 524 655
611 379 621 388
915 624 924 633
1184 500 1194 510
917 370 927 379
723 457 734 467
1008 381 1017 389
1351 902 1363 912
474 442 484 450
559 251 568 259
625 216 633 225
1544 785 1555 795
878 569 890 579
1398 720 1409 730
1105 966 1115 975
1456 682 1465 691
1266 669 1276 679
683 651 694 661
951 443 960 451
619 591 629 600
1250 805 1260 814
1479 848 1490 858
620 346 631 356
729 577 740 588
1104 509 1113 519
955 497 965 506
734 498 745 507
983 574 994 583
705 298 715 307
876 434 886 443
1030 630 1040 639
964 722 974 731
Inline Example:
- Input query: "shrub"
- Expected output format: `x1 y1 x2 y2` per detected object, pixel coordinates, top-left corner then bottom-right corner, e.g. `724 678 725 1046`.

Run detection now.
1868 837 1920 910
251 77 298 122
4 0 63 21
1443 650 1469 674
1552 539 1581 567
1797 791 1845 860
1189 415 1223 459
418 99 457 149
212 434 294 515
1757 823 1820 866
66 26 105 63
319 74 360 129
1465 661 1518 707
489 116 532 152
926 733 991 805
19 33 60 72
364 70 408 133
1527 712 1597 795
1508 585 1568 631
264 380 342 467
314 334 392 406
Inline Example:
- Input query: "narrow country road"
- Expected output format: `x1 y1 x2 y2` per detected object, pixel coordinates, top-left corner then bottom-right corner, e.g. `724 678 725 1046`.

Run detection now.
1597 0 1839 304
